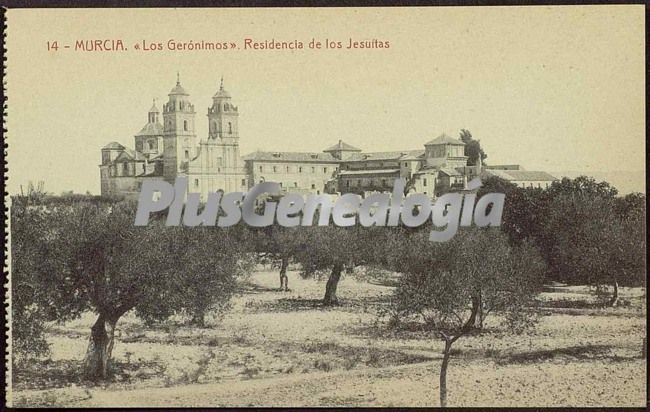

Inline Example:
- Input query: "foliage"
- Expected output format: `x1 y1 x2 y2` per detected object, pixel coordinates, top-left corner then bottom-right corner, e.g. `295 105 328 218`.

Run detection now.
459 129 487 166
10 196 253 377
389 227 544 332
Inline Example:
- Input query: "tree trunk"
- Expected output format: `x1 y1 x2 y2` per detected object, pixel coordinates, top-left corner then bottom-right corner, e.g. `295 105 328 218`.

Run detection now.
473 292 483 329
437 295 479 407
608 279 619 307
323 263 343 306
83 313 118 381
440 338 453 408
279 256 289 292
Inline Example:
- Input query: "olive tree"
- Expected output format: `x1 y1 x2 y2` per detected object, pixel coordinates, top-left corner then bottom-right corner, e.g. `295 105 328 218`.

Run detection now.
292 225 364 305
11 198 250 380
389 227 544 407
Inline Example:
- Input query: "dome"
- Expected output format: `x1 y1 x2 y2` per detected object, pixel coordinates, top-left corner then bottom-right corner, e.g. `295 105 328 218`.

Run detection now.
169 82 189 96
102 142 125 150
213 88 231 98
169 72 189 96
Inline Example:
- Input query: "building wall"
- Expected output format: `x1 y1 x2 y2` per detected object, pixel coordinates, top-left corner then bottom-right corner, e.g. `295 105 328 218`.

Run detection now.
248 160 339 194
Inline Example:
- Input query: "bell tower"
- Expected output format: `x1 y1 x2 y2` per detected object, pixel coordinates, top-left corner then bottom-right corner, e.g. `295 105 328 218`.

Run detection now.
207 77 239 144
206 77 241 172
162 73 197 181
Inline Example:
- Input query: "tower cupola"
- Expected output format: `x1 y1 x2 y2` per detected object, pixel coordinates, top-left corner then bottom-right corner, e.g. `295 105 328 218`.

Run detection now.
208 77 239 140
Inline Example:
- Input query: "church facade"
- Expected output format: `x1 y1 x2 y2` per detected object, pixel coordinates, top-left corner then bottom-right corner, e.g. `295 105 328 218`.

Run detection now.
100 77 557 200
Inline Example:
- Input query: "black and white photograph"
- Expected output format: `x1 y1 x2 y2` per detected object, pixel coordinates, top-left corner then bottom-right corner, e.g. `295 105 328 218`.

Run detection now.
3 5 646 408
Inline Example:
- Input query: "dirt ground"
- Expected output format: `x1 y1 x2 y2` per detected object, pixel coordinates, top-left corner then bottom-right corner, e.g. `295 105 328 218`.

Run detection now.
10 268 647 407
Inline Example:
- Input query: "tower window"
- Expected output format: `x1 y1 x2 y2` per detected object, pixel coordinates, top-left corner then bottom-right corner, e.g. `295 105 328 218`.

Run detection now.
323 167 327 173
273 166 277 173
299 166 303 173
259 166 263 172
184 120 188 131
185 150 189 159
228 122 232 134
194 179 199 187
423 178 427 186
241 179 246 186
311 184 316 189
311 167 315 173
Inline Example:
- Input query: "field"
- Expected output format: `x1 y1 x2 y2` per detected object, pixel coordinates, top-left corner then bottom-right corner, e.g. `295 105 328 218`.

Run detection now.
10 268 647 407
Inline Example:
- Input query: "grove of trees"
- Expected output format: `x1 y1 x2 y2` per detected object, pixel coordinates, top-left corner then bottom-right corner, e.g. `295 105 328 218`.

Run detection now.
11 174 646 406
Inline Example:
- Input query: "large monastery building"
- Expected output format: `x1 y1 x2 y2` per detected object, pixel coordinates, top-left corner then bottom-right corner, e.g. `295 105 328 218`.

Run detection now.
100 77 557 200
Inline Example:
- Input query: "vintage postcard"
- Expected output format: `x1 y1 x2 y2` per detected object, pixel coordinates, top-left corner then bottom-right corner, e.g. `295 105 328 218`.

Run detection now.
4 6 646 408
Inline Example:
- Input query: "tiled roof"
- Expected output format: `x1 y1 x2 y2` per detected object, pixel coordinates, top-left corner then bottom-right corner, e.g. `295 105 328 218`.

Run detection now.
136 122 164 136
439 167 463 177
424 133 465 146
344 149 425 162
116 148 147 161
484 169 557 181
242 150 339 163
338 169 400 176
323 140 362 152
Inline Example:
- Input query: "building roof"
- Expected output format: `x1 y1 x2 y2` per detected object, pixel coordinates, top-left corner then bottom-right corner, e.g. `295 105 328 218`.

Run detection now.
424 133 465 146
102 142 125 150
485 164 523 170
116 148 147 161
213 77 231 98
323 140 362 152
439 167 463 177
338 169 400 176
242 150 339 163
136 122 164 136
484 169 557 181
169 74 189 96
344 149 425 162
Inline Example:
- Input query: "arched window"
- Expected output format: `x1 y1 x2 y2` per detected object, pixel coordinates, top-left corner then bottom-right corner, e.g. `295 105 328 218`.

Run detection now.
148 140 155 150
184 120 188 131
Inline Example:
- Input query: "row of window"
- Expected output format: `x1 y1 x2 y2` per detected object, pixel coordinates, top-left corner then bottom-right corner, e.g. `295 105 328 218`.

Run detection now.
520 182 550 189
194 178 247 187
345 178 394 188
258 165 337 174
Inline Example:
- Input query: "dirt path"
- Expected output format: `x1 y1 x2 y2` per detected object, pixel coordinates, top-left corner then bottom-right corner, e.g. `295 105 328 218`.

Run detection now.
62 356 645 407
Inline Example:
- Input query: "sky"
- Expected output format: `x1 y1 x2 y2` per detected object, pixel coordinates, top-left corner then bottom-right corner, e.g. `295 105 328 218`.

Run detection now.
5 6 645 195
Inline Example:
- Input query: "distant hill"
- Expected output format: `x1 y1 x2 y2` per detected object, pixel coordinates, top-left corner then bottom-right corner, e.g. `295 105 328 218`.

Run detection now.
550 170 645 195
